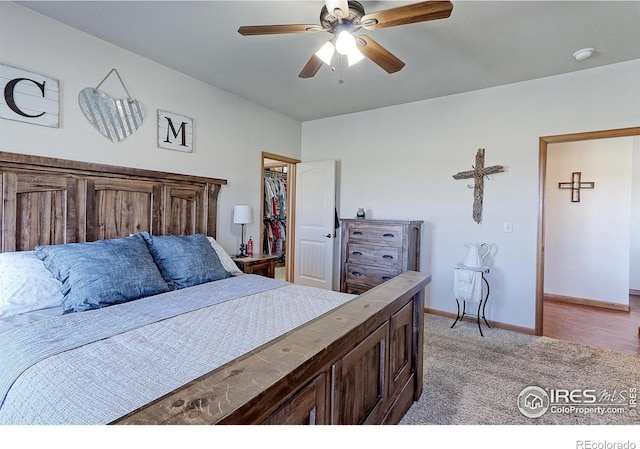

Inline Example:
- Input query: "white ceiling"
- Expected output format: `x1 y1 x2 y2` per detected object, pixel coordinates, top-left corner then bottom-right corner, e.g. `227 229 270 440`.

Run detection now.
17 1 640 122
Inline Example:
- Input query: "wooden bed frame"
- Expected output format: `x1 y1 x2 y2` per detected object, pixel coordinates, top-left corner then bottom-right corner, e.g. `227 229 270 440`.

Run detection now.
0 151 430 425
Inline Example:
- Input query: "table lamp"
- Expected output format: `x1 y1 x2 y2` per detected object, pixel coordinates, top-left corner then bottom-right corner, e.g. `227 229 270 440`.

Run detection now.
233 205 252 257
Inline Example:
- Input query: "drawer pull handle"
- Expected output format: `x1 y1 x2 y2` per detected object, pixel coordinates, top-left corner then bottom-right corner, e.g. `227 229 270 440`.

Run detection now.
353 231 363 235
382 233 395 238
381 276 392 281
352 251 363 256
351 271 362 276
382 255 394 259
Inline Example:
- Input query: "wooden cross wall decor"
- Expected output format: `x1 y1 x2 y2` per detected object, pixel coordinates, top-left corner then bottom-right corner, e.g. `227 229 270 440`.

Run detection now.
558 171 595 202
452 148 505 224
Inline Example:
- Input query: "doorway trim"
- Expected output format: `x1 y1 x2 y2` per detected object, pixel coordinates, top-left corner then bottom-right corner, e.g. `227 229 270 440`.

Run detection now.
536 126 640 335
261 151 300 282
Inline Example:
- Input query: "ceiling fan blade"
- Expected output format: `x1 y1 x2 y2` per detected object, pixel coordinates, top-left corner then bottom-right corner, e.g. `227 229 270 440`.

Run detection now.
238 24 322 36
357 36 405 74
325 0 350 19
299 54 324 78
361 1 453 30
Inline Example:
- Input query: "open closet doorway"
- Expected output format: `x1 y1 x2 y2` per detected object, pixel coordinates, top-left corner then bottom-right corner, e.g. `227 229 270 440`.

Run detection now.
261 152 300 282
536 126 640 336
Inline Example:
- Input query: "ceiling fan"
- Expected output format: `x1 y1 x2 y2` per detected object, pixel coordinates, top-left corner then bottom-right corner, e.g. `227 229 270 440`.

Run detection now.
238 1 453 78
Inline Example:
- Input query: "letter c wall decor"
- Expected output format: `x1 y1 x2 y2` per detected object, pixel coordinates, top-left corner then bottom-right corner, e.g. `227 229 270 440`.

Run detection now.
0 63 59 127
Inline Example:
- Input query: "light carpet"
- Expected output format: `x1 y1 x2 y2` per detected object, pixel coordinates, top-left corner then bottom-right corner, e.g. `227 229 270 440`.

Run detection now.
400 313 640 425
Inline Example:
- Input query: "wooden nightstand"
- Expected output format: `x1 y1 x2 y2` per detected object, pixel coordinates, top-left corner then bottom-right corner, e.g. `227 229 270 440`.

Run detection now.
231 254 280 278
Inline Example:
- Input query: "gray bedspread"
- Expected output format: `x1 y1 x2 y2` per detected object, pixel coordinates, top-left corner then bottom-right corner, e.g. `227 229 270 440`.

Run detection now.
0 275 352 425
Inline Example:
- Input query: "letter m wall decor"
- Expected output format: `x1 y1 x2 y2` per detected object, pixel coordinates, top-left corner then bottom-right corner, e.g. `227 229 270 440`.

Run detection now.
0 64 59 127
157 110 193 153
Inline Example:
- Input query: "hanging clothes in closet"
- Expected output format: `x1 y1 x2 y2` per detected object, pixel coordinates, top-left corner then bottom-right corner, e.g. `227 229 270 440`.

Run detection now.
264 170 287 262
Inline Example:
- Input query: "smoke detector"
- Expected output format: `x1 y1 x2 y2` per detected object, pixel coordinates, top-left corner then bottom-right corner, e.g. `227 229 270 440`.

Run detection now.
573 48 595 61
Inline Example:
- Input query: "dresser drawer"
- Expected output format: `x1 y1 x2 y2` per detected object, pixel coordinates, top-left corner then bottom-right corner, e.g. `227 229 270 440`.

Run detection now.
348 225 403 247
345 263 400 288
346 243 402 269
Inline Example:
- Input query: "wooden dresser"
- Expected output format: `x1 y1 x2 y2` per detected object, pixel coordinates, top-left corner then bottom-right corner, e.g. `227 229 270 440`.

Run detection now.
340 219 422 294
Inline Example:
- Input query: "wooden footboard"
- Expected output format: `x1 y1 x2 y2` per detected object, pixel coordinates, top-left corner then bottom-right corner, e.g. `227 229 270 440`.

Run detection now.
114 271 430 425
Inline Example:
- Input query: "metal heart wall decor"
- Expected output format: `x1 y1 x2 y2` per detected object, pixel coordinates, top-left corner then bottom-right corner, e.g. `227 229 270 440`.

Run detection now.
78 69 144 142
78 88 144 142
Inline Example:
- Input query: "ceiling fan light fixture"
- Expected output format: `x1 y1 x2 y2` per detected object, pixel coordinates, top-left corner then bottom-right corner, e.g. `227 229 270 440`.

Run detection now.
335 30 364 66
315 41 335 65
240 0 455 78
335 30 356 56
347 48 365 66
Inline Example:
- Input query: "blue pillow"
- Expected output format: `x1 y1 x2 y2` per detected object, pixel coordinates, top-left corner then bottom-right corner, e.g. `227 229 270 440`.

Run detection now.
35 233 171 313
141 233 230 290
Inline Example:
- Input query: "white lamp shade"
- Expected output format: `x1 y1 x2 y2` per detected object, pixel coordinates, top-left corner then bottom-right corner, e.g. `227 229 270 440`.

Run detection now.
335 30 355 55
347 49 365 66
315 41 335 65
335 31 364 66
233 205 252 224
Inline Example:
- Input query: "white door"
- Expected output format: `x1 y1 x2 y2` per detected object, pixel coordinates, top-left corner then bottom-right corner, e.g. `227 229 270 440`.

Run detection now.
294 160 336 289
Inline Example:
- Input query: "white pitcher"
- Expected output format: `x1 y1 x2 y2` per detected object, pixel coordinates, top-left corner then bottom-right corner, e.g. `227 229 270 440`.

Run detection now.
463 243 489 268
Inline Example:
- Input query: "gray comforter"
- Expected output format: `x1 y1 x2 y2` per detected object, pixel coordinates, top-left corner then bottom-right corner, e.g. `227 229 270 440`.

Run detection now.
0 275 352 424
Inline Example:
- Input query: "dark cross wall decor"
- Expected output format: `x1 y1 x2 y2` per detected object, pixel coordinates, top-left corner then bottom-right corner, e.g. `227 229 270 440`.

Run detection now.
558 171 595 202
453 148 505 224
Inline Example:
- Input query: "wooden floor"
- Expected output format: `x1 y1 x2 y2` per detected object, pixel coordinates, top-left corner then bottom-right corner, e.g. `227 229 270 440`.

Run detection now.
543 295 640 355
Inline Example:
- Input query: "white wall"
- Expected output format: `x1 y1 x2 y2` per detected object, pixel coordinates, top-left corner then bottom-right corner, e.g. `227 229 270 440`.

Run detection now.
545 138 633 305
0 3 302 255
302 59 640 330
631 137 640 292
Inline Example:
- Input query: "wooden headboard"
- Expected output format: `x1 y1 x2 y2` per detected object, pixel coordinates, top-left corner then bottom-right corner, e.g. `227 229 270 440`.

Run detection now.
0 151 227 252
